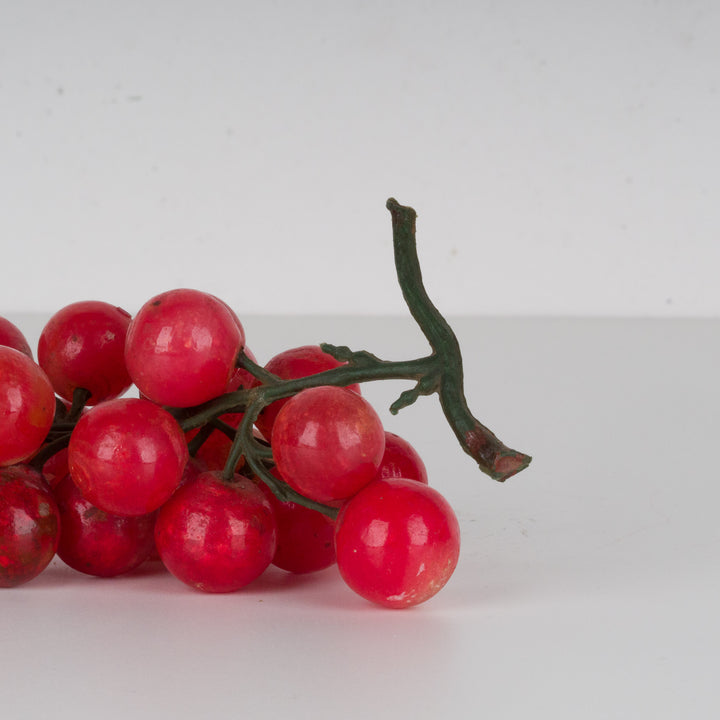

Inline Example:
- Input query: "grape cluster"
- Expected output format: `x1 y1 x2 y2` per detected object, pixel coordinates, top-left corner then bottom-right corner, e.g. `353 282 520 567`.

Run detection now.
0 292 460 608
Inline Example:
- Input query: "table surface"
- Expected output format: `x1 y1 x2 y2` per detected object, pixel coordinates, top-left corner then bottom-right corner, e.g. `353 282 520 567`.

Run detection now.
2 314 718 719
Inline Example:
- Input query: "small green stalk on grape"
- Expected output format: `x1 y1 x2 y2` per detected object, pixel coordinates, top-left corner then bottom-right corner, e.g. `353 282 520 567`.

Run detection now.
181 198 531 518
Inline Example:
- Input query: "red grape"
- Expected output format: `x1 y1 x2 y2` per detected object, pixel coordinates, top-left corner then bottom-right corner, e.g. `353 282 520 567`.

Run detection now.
0 346 56 467
0 316 33 358
124 288 244 407
256 470 336 574
0 465 61 587
272 385 385 504
334 478 460 608
376 432 429 484
154 471 277 593
37 301 133 405
254 345 361 439
68 397 189 516
54 474 156 577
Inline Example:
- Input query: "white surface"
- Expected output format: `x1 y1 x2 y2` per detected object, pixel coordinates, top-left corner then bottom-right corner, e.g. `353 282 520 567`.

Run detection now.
2 1 720 316
1 314 718 719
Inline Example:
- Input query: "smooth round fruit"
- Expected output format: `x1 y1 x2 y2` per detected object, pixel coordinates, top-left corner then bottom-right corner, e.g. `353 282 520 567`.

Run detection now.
0 346 56 467
257 470 336 574
37 301 133 405
271 385 385 504
154 471 277 593
376 432 429 485
254 345 361 440
0 316 33 358
334 478 461 609
54 475 156 577
0 465 61 587
124 288 244 408
68 398 189 516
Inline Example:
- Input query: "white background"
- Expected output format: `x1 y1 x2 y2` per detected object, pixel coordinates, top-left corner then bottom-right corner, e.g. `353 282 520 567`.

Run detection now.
4 314 720 719
2 4 720 719
2 0 719 317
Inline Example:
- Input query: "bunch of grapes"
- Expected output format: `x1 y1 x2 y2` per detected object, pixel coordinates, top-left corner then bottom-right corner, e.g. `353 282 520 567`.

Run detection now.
0 199 530 608
0 292 462 608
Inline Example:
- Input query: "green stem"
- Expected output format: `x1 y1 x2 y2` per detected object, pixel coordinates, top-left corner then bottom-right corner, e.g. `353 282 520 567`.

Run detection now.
385 198 531 480
209 418 241 443
236 349 280 385
29 388 92 471
179 355 435 433
176 198 531 515
186 423 215 457
29 432 72 470
67 387 93 422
